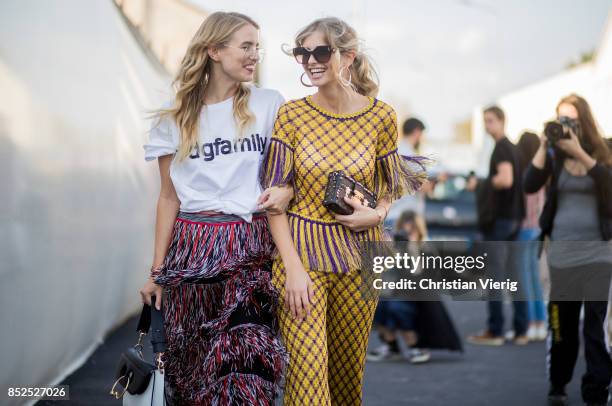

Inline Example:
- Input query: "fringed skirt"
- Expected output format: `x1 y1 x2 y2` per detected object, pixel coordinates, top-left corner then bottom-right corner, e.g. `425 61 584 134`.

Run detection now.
151 211 288 405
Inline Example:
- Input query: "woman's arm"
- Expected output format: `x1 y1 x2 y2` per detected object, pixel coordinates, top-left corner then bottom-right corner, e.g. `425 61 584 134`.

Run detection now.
140 154 180 309
524 136 553 193
587 161 612 184
334 196 390 232
586 160 612 210
151 155 181 268
531 136 548 170
257 185 294 214
377 197 392 221
491 162 513 189
334 105 428 232
267 212 314 322
259 102 314 320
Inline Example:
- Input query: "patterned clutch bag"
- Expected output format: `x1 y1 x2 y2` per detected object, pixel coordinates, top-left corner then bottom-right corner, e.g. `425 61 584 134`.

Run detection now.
323 170 377 215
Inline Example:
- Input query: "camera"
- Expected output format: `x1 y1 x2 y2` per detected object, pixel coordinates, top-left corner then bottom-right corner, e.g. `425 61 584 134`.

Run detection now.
544 116 580 144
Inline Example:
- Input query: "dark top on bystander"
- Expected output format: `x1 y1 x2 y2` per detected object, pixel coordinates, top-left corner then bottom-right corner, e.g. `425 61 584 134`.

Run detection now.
488 136 525 220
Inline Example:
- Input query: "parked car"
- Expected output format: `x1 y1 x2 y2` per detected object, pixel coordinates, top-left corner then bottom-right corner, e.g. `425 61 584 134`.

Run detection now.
385 172 482 256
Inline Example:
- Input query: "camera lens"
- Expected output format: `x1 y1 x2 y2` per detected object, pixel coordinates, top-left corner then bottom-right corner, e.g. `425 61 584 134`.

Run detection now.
544 121 563 142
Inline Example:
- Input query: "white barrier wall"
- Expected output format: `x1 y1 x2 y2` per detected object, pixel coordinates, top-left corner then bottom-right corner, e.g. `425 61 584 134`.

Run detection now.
115 0 208 73
0 1 172 404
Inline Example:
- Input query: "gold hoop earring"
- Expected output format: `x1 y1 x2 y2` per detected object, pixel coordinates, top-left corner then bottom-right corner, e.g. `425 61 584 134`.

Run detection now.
338 65 352 87
300 72 314 87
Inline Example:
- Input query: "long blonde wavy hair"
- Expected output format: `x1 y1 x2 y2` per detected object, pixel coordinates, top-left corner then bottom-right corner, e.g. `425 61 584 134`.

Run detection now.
293 17 379 97
154 12 259 163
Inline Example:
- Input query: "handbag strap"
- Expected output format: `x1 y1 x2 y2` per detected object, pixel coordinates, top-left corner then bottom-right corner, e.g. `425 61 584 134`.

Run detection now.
135 295 167 353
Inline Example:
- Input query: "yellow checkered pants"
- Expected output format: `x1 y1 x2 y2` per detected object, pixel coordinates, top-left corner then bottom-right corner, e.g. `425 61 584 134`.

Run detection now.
272 262 379 405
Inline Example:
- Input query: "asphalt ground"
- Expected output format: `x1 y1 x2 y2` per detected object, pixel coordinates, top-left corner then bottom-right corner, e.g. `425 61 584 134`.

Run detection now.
37 299 590 406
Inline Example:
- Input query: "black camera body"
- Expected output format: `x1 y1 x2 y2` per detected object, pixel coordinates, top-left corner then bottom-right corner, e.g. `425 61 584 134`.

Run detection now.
544 116 580 144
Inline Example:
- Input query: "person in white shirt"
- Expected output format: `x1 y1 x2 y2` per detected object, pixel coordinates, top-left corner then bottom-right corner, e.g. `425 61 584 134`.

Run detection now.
138 12 292 405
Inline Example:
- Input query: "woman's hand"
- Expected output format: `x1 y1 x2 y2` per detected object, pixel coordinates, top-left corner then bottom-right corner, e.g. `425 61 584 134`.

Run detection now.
334 195 382 232
257 185 294 215
556 129 584 159
285 260 315 322
140 275 163 310
538 132 548 149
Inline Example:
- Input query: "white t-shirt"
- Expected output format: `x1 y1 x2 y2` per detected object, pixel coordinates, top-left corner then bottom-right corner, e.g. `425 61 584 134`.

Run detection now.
143 86 285 222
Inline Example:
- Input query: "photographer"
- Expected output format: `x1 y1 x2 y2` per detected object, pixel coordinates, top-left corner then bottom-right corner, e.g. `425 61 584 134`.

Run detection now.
523 94 612 406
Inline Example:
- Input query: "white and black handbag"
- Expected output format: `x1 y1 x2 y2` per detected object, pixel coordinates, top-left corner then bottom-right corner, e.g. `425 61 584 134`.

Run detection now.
110 296 167 405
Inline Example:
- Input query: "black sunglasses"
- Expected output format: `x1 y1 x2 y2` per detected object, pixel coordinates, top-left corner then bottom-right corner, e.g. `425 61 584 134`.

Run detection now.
292 46 335 64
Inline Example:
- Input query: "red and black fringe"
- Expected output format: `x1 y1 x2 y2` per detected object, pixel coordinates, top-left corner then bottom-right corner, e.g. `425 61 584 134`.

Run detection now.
152 213 275 286
154 213 288 405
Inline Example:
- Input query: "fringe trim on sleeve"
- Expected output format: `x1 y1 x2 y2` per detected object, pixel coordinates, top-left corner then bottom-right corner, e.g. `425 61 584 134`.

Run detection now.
259 138 294 189
374 150 431 201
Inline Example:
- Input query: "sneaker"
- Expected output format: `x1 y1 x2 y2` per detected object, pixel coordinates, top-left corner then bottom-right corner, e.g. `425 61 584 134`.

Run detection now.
527 326 537 340
366 344 403 362
505 330 515 340
547 386 568 406
527 325 547 341
535 325 548 341
467 331 504 346
408 348 431 364
513 335 529 345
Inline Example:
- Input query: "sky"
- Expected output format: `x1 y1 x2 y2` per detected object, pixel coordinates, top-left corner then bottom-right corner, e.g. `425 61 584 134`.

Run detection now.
190 0 611 140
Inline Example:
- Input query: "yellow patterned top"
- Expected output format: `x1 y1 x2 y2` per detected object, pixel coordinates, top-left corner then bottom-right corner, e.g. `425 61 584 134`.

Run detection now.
260 95 428 273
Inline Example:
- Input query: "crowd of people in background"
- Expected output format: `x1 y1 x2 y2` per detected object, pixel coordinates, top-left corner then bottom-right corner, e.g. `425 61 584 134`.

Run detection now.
370 93 612 406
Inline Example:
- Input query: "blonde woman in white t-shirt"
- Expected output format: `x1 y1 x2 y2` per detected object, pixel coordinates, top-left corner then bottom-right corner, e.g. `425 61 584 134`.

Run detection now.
138 12 292 405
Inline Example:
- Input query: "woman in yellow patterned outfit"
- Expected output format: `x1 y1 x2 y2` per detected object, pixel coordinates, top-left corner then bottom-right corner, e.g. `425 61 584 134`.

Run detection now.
260 17 428 405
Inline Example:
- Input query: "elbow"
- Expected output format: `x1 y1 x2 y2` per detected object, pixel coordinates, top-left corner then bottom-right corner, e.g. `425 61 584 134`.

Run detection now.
523 179 538 194
158 193 180 207
523 170 544 194
523 183 535 194
522 173 534 193
587 162 611 182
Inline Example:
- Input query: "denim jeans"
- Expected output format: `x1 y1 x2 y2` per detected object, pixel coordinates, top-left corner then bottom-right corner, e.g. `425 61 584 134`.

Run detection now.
517 227 546 323
484 218 528 337
374 300 417 331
